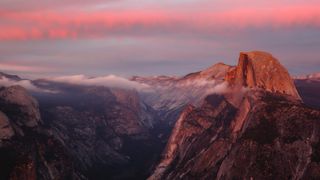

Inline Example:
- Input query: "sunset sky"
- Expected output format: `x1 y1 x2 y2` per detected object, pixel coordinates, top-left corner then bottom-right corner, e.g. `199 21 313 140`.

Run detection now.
0 0 319 78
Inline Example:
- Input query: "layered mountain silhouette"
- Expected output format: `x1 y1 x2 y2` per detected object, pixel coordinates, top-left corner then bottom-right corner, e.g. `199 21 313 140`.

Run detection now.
0 51 319 180
295 73 320 109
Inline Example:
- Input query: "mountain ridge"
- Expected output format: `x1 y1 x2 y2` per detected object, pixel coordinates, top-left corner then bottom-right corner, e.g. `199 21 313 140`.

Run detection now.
0 51 319 180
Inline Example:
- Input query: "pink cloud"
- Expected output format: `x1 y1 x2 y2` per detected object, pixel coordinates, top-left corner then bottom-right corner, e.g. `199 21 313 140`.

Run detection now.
0 4 319 40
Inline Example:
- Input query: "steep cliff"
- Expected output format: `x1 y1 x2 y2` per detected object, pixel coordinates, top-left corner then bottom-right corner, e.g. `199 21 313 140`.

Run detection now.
34 83 162 179
149 51 320 180
0 86 78 180
226 51 301 99
149 90 320 180
0 86 40 128
132 62 234 128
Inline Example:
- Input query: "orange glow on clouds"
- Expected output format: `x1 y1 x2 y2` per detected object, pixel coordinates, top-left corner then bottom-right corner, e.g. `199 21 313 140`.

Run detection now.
0 4 320 40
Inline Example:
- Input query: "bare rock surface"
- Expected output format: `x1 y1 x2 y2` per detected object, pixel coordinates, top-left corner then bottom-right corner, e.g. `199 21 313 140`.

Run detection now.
149 51 320 180
0 86 40 128
0 86 78 180
182 63 234 80
149 91 320 180
226 51 301 99
0 111 14 140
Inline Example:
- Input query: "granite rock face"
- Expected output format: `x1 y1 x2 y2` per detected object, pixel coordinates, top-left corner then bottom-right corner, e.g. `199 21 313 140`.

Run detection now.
34 83 163 179
149 51 320 180
182 63 234 80
0 112 14 140
0 86 41 128
226 51 301 99
149 91 320 180
131 62 234 128
0 86 77 180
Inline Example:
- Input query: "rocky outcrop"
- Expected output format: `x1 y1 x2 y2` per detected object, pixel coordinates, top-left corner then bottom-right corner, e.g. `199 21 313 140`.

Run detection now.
0 72 21 81
0 86 40 128
149 90 320 180
0 112 14 141
132 63 234 129
149 51 320 180
34 84 162 179
109 88 153 135
0 86 78 180
149 95 238 180
183 63 234 80
226 51 301 99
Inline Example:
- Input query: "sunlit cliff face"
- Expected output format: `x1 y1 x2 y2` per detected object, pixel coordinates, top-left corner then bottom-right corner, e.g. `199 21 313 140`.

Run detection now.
0 0 320 78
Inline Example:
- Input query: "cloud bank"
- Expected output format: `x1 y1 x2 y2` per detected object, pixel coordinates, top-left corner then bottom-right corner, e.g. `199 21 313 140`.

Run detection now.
0 77 45 92
205 81 230 95
47 74 149 91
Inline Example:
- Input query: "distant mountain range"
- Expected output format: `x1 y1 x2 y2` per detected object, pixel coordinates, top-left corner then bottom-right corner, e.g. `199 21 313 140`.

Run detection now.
294 72 320 80
0 51 320 180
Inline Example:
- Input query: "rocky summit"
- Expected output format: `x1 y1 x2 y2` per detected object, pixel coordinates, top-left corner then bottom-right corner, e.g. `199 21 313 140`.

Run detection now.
226 51 301 99
149 51 320 180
